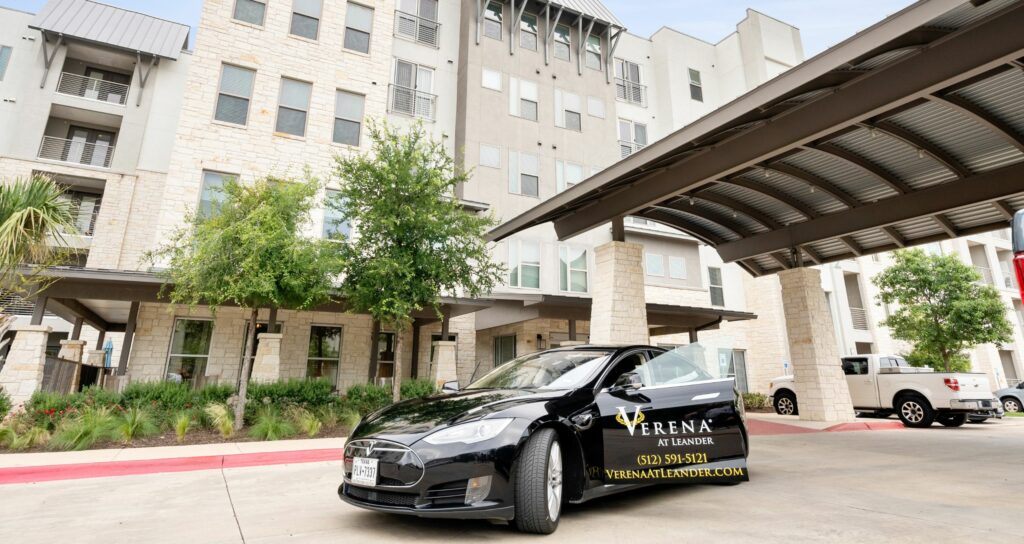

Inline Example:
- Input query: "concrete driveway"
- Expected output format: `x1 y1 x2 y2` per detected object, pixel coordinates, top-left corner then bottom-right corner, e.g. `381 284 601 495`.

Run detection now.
2 418 1021 543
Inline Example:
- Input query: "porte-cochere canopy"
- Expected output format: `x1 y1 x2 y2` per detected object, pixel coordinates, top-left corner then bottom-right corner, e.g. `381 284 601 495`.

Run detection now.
488 0 1024 276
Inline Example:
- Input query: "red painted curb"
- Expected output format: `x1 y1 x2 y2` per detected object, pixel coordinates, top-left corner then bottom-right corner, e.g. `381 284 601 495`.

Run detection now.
746 418 819 435
824 421 905 432
0 448 343 485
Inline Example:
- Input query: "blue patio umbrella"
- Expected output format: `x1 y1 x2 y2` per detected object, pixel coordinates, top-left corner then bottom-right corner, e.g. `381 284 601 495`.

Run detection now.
103 338 114 368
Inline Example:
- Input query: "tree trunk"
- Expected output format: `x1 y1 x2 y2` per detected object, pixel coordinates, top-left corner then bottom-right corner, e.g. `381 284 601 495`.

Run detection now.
942 350 951 373
235 307 259 431
392 326 403 403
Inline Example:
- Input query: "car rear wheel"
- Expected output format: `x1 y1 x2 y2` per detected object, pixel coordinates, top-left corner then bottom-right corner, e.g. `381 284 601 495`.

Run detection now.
773 391 798 416
937 413 968 427
1002 397 1022 413
896 395 935 428
512 428 562 535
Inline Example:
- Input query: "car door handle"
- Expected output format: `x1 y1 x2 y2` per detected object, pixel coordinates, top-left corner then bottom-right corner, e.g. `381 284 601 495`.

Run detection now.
570 412 595 430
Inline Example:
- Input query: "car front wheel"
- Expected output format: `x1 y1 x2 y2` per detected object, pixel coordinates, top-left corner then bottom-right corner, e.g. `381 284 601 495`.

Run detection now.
896 395 935 428
512 428 562 535
773 391 798 416
1003 397 1022 413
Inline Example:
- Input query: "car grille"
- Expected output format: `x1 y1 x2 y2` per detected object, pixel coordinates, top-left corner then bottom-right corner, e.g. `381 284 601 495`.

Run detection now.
344 439 425 487
424 480 468 506
344 483 420 507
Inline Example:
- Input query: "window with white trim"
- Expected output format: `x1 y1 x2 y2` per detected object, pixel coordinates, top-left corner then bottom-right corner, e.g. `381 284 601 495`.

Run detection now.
307 325 342 388
344 3 374 53
618 119 648 157
520 12 538 50
291 0 322 40
668 256 686 279
233 0 266 26
508 150 539 197
645 253 664 276
709 266 724 306
333 90 365 146
587 96 606 118
479 143 500 168
199 170 234 217
585 34 602 70
483 1 503 40
215 64 255 126
276 77 312 137
508 240 541 289
166 319 214 387
481 67 502 91
553 24 571 61
688 68 703 102
509 77 538 121
556 160 584 193
322 189 350 239
559 246 588 293
554 89 582 131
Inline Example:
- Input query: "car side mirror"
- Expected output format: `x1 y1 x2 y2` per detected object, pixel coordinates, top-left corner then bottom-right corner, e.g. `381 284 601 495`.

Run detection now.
611 372 643 393
442 380 460 393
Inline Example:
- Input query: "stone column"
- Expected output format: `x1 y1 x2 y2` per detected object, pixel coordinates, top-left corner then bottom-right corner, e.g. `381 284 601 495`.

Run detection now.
430 341 458 385
84 349 107 367
249 333 283 383
58 339 88 392
0 325 52 407
589 241 649 345
779 267 856 422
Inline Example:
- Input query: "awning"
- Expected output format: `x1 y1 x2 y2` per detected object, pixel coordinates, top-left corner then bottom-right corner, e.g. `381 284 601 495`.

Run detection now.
29 0 190 60
488 0 1024 276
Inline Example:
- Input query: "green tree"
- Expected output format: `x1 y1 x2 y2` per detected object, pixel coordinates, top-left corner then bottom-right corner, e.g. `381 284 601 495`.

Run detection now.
873 249 1012 372
332 122 503 401
149 175 343 429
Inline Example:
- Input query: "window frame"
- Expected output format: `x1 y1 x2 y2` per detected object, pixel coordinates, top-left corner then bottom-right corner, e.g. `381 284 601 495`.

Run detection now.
306 324 343 388
508 239 541 289
232 0 267 26
479 143 501 169
494 334 517 366
519 12 538 51
668 255 686 280
290 0 322 40
164 318 215 387
555 159 584 193
322 188 351 240
214 63 256 126
333 89 365 146
688 67 704 102
553 24 571 61
645 252 665 277
585 34 602 71
483 0 503 41
198 170 237 218
274 77 313 137
481 67 502 91
344 2 375 54
709 266 725 306
508 150 540 197
559 245 589 293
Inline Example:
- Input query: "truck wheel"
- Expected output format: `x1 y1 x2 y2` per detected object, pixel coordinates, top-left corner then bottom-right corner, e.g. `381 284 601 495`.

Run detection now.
774 391 798 416
896 395 934 428
512 428 562 535
937 413 968 427
1003 397 1022 413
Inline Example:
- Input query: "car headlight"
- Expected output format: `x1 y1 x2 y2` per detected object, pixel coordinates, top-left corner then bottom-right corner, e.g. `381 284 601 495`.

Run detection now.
422 418 514 445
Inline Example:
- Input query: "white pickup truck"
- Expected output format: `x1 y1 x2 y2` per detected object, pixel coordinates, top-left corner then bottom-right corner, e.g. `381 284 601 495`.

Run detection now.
768 354 999 427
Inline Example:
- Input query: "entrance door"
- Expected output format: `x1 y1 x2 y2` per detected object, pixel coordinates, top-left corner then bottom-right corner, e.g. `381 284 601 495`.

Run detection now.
66 126 115 167
593 348 748 484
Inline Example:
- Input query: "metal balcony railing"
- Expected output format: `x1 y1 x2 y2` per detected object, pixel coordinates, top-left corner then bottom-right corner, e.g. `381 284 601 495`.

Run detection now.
56 72 129 105
615 78 647 106
389 84 437 121
849 307 869 330
38 136 114 168
619 140 646 158
395 11 440 48
974 265 994 285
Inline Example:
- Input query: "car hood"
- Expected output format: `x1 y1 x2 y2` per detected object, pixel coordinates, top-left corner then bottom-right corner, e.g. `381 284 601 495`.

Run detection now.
350 388 564 444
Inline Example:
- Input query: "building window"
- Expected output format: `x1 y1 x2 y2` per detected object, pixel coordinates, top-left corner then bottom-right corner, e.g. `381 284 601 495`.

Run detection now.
520 12 538 50
555 89 582 131
669 256 686 279
559 246 588 293
618 119 648 158
233 0 266 25
585 34 602 71
494 335 516 365
276 78 312 137
199 170 234 217
709 266 724 306
483 1 503 41
396 0 439 47
322 189 350 239
645 253 664 276
215 64 255 126
719 349 748 393
391 60 435 119
587 96 605 118
333 90 365 146
508 150 539 197
614 59 645 105
556 160 583 193
344 3 374 53
479 143 500 169
508 240 541 288
0 45 11 81
688 68 703 102
307 325 342 388
166 319 214 387
509 77 538 121
290 0 322 40
553 24 571 61
481 67 502 91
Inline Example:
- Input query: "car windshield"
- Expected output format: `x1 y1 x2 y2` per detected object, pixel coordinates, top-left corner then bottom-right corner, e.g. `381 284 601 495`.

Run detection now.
466 349 614 390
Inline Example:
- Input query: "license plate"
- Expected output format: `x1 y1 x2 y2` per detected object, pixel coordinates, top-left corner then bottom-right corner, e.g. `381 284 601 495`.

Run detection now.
351 457 378 487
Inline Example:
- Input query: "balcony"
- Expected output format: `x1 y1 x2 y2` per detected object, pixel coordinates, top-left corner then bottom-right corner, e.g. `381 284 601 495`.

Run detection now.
389 84 436 121
615 78 647 107
56 72 130 106
619 140 646 158
974 265 994 285
395 11 440 48
38 136 115 168
850 307 869 330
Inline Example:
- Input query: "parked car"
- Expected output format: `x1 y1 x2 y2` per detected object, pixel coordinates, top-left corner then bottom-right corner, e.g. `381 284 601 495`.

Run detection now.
995 382 1024 413
339 345 749 534
769 354 997 428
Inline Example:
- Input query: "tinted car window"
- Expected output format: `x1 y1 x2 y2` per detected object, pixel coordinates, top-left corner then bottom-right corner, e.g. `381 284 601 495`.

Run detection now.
842 358 869 375
467 349 613 390
600 352 647 388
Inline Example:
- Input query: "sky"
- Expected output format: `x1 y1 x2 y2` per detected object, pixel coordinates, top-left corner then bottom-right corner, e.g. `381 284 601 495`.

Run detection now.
2 0 917 57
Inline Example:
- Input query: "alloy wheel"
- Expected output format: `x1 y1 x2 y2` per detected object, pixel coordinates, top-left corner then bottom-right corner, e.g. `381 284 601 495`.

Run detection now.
546 442 563 521
901 400 924 423
1004 398 1021 413
778 398 795 415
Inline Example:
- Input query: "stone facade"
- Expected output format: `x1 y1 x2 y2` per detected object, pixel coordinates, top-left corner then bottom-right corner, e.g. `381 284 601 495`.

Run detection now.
429 341 458 384
0 325 51 406
249 333 283 383
590 242 649 345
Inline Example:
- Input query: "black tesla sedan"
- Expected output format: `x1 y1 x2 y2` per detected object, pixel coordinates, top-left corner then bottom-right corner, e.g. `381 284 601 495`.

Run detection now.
339 344 749 534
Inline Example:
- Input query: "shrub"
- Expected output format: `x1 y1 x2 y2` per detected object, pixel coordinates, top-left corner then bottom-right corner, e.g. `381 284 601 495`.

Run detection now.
0 386 11 420
339 407 362 430
400 378 437 400
315 404 341 427
249 406 297 441
344 383 392 415
50 407 117 451
1 426 50 450
205 403 235 439
247 379 336 408
77 386 122 409
172 411 192 443
742 392 770 411
26 391 79 430
288 406 322 438
197 384 235 406
121 381 196 411
114 407 159 443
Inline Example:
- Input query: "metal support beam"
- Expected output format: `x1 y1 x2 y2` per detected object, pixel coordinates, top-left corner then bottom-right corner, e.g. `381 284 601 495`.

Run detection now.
475 0 484 44
49 298 111 332
929 93 1024 153
994 200 1015 221
30 296 47 326
717 161 1024 262
764 163 862 209
568 319 577 341
801 245 823 264
39 31 63 88
267 307 278 333
510 0 527 56
70 317 83 340
543 3 564 65
135 53 157 107
770 253 793 269
864 121 971 179
657 203 753 237
641 209 726 246
838 236 864 256
688 192 783 230
722 176 820 219
368 320 381 382
95 329 106 351
410 321 421 379
881 226 906 247
606 27 623 84
579 18 595 76
440 306 452 338
611 215 625 241
807 143 912 194
933 213 958 237
116 301 140 376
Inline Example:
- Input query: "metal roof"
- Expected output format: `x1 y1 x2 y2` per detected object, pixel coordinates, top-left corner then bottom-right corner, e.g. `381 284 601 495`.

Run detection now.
29 0 190 60
488 0 1024 277
548 0 624 28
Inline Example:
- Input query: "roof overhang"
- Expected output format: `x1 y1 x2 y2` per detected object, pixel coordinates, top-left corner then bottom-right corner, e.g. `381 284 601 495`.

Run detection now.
488 0 1024 276
29 0 190 60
